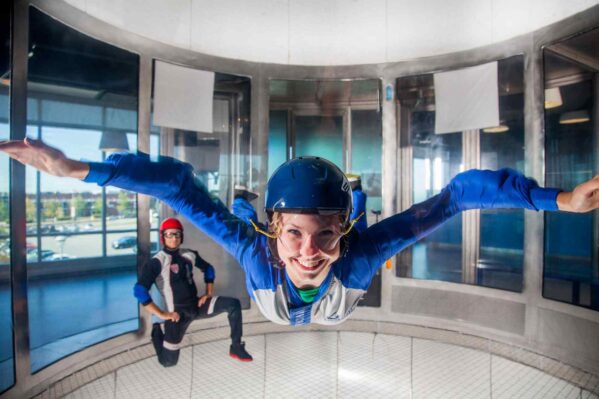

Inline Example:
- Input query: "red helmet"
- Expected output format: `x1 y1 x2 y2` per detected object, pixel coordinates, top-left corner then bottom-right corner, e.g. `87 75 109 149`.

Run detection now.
160 218 184 245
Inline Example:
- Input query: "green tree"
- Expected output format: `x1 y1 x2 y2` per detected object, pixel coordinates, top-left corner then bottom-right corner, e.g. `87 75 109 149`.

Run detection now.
0 199 7 224
71 194 86 218
26 197 36 223
92 197 103 218
117 191 132 217
43 200 60 221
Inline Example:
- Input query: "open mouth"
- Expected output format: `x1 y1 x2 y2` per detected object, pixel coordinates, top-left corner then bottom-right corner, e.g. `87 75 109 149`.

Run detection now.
293 258 325 272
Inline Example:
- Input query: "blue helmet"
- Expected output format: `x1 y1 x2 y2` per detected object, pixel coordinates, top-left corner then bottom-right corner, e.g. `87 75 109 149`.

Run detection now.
265 156 352 216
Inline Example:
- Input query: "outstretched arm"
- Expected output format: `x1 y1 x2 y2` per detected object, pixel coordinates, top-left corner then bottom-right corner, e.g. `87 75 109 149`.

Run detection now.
359 168 599 270
0 138 256 263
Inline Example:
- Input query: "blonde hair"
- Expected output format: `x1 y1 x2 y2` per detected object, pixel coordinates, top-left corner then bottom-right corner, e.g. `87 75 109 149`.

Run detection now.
267 212 349 237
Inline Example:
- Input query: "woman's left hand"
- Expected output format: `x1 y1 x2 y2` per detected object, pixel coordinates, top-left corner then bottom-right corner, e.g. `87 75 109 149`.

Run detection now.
557 175 599 213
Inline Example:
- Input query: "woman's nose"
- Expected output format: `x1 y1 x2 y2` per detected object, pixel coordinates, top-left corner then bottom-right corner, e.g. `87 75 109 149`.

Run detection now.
300 235 319 256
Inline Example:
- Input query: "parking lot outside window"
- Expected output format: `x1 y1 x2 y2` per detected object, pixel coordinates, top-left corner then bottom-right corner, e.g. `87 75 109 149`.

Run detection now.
25 7 140 371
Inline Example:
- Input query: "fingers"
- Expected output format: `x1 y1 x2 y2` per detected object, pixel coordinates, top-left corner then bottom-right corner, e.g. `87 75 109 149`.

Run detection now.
0 140 27 155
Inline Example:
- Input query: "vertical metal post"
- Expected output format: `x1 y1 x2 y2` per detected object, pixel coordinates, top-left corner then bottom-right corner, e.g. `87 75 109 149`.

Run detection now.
462 129 480 285
101 107 107 257
34 99 41 262
10 0 31 389
592 74 599 308
396 103 413 277
344 106 352 171
136 54 152 334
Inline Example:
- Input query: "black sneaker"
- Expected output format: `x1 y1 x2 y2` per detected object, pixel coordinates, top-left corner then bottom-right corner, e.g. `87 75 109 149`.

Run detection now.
229 341 253 362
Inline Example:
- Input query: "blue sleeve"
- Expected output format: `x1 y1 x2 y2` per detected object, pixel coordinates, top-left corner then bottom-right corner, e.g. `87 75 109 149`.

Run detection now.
350 168 561 279
232 197 259 224
84 153 257 265
133 283 152 306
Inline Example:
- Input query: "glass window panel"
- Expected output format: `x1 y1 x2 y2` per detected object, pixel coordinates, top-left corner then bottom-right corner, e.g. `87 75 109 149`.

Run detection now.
295 115 344 169
478 56 525 292
268 110 287 177
106 107 137 130
26 98 38 122
396 72 464 283
27 7 139 370
28 263 138 371
544 37 597 312
0 1 12 389
0 94 7 121
350 109 382 227
105 189 137 230
41 100 102 127
106 232 138 256
412 130 463 283
41 233 102 260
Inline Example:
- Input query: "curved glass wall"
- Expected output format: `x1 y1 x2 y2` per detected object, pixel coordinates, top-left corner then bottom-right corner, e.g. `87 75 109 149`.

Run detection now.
26 7 140 371
396 56 526 292
543 27 598 310
0 1 13 393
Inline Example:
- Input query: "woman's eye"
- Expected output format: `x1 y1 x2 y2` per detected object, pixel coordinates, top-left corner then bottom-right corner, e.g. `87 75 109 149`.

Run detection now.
287 229 301 237
319 230 334 238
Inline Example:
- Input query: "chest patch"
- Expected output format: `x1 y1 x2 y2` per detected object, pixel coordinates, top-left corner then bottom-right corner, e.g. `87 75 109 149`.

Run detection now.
170 263 180 274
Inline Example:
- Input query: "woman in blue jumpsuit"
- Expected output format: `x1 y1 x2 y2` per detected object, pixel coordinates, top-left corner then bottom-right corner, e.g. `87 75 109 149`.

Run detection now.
1 138 598 327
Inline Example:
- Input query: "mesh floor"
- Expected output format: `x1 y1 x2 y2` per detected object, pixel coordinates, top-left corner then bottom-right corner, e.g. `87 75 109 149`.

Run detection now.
54 331 598 399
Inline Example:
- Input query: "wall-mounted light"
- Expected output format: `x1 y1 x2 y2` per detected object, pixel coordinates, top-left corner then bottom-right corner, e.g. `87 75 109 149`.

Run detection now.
99 130 130 152
559 110 590 125
482 124 509 133
544 87 562 109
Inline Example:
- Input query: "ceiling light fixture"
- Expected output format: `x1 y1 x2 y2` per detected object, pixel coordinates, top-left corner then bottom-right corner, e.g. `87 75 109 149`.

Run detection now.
99 130 130 152
482 124 509 133
544 87 562 109
559 110 590 125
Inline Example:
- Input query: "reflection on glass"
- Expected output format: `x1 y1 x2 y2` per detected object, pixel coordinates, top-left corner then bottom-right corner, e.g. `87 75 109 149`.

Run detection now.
0 0 13 392
478 56 525 292
295 115 343 168
544 28 597 310
412 126 463 283
26 7 139 370
397 57 527 291
268 110 287 177
351 110 382 227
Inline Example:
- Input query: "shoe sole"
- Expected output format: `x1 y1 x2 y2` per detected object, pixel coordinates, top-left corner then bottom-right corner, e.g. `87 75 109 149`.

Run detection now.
229 353 253 362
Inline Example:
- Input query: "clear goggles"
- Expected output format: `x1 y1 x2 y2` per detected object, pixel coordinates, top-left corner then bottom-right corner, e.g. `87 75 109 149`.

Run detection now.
249 212 364 252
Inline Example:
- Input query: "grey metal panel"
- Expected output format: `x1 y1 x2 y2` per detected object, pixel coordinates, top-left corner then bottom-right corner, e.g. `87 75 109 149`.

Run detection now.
538 308 599 375
391 286 526 334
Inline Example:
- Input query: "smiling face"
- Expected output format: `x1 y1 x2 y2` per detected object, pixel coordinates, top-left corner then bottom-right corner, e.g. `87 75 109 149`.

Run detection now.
275 213 343 289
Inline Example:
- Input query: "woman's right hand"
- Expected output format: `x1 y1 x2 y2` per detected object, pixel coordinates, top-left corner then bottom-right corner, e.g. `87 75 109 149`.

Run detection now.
0 138 89 179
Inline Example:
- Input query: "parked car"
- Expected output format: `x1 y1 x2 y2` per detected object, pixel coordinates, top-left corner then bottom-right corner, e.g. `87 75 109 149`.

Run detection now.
112 236 137 249
131 241 159 254
46 254 74 261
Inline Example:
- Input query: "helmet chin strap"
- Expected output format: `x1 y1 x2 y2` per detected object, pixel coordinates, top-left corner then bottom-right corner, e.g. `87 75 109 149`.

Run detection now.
341 212 364 235
249 219 277 239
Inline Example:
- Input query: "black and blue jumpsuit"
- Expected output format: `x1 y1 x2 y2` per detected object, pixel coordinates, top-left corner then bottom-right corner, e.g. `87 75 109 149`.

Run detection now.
134 247 243 367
